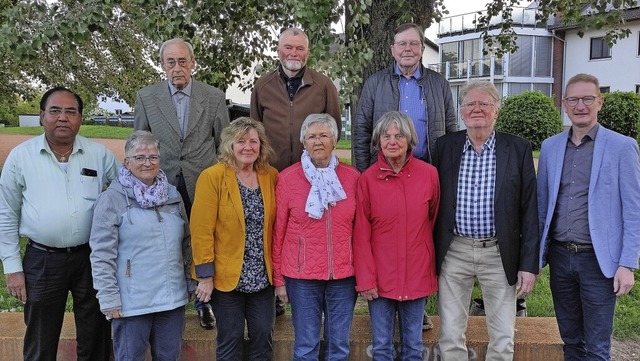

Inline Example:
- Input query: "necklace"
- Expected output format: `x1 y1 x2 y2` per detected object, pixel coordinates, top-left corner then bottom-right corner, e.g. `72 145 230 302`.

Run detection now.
236 171 258 189
51 147 73 162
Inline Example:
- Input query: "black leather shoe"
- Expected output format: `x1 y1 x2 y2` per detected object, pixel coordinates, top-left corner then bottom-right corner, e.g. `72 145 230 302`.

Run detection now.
197 306 215 329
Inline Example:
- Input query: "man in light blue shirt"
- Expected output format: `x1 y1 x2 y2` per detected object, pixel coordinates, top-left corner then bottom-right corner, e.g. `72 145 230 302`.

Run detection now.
0 87 118 361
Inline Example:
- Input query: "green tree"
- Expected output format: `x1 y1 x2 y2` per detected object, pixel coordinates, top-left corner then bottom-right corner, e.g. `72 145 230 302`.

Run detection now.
496 90 563 151
0 0 635 110
598 91 640 143
0 93 40 127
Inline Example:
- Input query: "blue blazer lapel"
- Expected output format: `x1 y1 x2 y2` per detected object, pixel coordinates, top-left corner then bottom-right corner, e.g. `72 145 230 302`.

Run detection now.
550 132 568 201
153 82 182 136
589 127 607 196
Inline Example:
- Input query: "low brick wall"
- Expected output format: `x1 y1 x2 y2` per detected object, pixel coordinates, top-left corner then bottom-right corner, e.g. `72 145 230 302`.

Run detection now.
0 313 562 360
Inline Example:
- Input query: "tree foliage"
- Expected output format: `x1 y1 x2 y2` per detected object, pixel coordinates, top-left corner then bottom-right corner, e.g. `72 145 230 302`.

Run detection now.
0 93 41 127
496 90 563 151
598 91 640 143
0 0 635 112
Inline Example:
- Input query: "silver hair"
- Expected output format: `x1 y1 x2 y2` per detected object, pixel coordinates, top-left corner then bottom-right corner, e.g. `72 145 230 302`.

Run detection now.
371 111 418 150
459 80 501 108
125 130 160 157
159 38 195 61
278 27 309 46
299 113 339 144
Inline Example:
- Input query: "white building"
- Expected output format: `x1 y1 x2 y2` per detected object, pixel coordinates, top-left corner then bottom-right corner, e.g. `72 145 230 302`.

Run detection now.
432 4 554 128
551 4 640 123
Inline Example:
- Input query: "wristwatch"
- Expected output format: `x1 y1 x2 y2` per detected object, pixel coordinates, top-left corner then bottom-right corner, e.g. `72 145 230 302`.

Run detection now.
623 266 637 272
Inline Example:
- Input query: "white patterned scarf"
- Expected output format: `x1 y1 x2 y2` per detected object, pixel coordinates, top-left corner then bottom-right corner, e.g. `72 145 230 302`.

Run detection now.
117 165 169 209
301 150 347 219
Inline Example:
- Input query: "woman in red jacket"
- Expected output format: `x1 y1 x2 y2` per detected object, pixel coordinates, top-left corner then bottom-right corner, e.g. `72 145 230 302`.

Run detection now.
354 111 440 361
273 113 360 361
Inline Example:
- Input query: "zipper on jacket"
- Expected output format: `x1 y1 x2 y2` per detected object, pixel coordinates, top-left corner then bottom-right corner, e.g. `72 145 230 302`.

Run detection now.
327 206 334 280
155 207 164 222
417 83 433 164
297 237 303 273
126 259 131 277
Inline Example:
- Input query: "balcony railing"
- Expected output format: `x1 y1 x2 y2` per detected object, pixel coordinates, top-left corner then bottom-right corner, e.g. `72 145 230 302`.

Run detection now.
438 6 540 36
427 57 504 81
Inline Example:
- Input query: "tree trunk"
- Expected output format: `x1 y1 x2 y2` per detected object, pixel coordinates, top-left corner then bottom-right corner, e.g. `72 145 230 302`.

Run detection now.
349 0 436 158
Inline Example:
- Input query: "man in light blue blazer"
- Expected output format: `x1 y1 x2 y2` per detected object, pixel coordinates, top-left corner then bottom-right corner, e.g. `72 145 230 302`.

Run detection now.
538 73 640 360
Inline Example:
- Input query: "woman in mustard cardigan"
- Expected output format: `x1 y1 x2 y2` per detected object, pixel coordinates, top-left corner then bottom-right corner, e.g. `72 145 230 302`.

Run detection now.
190 117 278 361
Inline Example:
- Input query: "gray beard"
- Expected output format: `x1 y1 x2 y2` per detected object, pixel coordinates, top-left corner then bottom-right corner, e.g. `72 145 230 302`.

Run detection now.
282 59 305 72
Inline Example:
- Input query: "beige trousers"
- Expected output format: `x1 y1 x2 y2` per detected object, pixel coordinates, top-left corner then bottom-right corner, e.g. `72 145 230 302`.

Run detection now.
437 235 516 361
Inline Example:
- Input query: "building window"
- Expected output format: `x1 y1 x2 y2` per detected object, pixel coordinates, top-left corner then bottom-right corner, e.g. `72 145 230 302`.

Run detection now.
600 86 610 93
590 37 612 60
636 85 640 94
638 31 640 56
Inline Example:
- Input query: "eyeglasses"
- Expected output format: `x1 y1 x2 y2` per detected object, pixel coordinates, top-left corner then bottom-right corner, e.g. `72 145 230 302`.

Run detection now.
381 134 407 141
462 101 494 110
305 134 333 142
127 155 160 165
393 41 422 49
565 96 597 106
163 59 191 69
46 108 80 117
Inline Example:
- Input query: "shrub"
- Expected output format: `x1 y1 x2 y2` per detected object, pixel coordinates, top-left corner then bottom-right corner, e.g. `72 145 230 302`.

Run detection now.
598 91 640 143
495 90 563 151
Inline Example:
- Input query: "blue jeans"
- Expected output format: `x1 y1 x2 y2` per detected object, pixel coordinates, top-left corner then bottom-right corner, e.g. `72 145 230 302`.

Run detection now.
211 286 275 361
112 306 185 361
548 243 616 361
285 277 357 361
368 296 426 361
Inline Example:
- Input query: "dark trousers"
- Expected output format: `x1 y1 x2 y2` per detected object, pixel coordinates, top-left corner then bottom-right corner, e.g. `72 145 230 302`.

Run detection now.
211 286 275 361
23 244 111 361
176 172 192 219
548 243 616 361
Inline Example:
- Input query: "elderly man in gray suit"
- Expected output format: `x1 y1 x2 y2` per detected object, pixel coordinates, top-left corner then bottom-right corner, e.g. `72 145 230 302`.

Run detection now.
134 37 229 330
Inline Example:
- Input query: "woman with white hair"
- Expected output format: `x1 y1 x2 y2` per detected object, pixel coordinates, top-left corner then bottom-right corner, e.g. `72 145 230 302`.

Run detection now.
273 113 360 360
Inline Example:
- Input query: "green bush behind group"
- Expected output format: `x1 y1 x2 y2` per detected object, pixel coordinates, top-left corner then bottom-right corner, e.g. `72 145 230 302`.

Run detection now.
1 91 639 340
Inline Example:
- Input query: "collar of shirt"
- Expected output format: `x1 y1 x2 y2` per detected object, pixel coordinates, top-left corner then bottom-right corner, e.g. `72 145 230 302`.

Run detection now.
278 64 306 81
40 135 83 157
463 131 496 154
394 64 422 79
567 123 599 144
168 81 193 97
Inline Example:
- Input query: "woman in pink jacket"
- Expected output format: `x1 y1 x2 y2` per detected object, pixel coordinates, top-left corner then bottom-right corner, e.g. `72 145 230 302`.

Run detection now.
354 111 440 361
273 113 360 361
